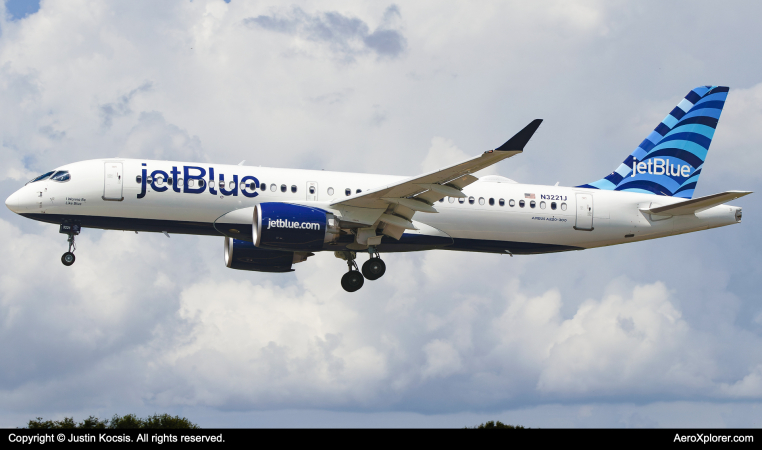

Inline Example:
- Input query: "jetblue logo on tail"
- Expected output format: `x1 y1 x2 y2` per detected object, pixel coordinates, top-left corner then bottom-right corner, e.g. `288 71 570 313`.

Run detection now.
631 157 692 178
578 86 729 199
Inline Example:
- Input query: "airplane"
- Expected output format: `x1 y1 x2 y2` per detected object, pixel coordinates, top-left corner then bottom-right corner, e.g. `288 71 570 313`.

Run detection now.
4 85 751 292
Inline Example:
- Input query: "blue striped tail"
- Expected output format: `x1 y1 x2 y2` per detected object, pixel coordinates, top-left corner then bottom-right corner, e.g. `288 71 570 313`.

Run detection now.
578 86 729 199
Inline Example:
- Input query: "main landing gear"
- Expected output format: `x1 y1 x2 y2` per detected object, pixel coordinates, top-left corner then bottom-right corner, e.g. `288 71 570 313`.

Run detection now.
340 258 364 292
59 223 80 267
338 246 386 292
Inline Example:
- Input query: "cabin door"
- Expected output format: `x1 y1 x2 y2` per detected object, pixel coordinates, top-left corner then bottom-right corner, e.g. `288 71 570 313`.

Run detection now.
103 162 124 201
574 193 594 231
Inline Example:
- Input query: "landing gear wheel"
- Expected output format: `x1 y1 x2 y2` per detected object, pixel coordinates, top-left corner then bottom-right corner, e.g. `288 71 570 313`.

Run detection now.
362 258 386 280
341 271 364 292
61 252 76 266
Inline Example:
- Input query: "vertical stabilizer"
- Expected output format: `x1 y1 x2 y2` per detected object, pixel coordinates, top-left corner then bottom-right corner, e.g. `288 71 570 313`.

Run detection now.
579 86 729 198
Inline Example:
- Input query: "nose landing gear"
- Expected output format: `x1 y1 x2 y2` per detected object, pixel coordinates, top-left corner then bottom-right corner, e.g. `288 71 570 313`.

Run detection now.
59 223 80 267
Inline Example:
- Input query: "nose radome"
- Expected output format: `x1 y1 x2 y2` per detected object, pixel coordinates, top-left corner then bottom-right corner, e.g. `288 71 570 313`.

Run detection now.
5 190 19 213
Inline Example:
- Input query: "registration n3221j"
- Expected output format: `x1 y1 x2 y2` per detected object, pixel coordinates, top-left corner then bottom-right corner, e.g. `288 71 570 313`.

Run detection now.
5 86 751 292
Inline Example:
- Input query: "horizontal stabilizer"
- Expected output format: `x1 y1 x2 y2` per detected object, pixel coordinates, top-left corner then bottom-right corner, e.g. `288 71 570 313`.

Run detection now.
641 190 752 216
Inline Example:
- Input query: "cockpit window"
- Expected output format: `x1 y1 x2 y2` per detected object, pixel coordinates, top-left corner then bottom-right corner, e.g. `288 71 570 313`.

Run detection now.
25 171 55 185
51 171 71 182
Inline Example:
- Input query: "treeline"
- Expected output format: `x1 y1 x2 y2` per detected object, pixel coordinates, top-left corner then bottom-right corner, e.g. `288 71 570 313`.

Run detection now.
470 421 525 429
26 414 199 429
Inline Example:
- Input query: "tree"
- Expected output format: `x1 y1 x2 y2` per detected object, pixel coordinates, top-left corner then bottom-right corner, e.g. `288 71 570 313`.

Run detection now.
471 421 525 429
26 414 199 429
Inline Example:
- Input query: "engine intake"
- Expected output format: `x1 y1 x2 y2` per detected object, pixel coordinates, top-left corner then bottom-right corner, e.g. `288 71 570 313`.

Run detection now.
253 202 338 252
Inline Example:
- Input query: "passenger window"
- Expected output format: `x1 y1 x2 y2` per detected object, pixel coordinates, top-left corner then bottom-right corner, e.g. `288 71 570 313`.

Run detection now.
499 198 505 207
147 176 154 184
489 198 495 206
561 202 567 211
356 189 362 194
178 177 183 186
448 197 455 203
540 201 546 209
155 177 164 186
345 188 351 196
468 196 475 205
509 199 515 207
458 197 465 204
168 177 173 185
327 187 334 195
291 185 297 193
309 186 315 194
199 179 206 188
551 202 557 210
478 197 485 205
281 184 287 192
530 200 536 208
519 200 525 208
208 180 214 188
260 182 266 191
271 184 277 192
136 175 142 184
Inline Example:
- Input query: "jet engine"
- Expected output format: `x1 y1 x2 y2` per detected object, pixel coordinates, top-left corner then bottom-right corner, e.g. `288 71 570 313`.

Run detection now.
252 202 339 252
224 237 298 272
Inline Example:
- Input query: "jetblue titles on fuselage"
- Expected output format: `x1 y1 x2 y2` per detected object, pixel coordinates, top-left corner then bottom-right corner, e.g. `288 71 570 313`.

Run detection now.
137 163 260 199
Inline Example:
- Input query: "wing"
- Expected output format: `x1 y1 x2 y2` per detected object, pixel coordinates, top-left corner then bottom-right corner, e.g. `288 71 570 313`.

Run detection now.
329 120 542 238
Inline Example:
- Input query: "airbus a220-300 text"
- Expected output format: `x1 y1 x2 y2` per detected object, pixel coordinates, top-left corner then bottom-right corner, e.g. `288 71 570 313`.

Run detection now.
5 86 751 292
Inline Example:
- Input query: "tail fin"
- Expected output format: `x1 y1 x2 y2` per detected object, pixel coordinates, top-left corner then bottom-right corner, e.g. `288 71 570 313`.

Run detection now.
578 86 729 198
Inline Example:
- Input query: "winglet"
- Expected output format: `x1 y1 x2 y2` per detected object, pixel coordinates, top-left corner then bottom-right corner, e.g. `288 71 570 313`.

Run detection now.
495 119 543 151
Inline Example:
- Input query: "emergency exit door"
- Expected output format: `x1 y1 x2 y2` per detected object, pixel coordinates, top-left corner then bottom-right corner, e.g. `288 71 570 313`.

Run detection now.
574 193 594 231
103 162 124 201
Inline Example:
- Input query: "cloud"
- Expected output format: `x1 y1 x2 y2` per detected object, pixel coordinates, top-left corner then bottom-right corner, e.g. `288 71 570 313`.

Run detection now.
421 340 462 379
244 5 407 62
120 111 207 162
720 365 762 398
420 137 498 176
98 82 153 128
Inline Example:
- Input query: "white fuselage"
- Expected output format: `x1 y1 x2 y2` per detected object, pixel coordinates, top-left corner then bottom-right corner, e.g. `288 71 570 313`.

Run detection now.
5 158 742 255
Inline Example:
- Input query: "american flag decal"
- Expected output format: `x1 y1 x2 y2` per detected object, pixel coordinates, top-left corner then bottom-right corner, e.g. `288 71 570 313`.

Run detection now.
524 193 535 199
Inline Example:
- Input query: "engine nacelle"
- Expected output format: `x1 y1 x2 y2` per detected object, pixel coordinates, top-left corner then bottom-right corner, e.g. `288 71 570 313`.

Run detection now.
252 202 338 252
224 237 296 272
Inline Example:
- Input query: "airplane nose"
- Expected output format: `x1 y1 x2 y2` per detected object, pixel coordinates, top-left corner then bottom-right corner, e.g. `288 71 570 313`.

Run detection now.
5 190 19 213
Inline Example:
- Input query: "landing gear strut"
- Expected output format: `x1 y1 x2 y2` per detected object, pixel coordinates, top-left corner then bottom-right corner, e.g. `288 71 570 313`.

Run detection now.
340 253 364 292
337 247 386 292
361 246 386 281
59 223 80 267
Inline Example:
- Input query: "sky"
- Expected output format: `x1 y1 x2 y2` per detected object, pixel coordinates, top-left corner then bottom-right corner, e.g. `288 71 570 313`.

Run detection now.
0 0 761 428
